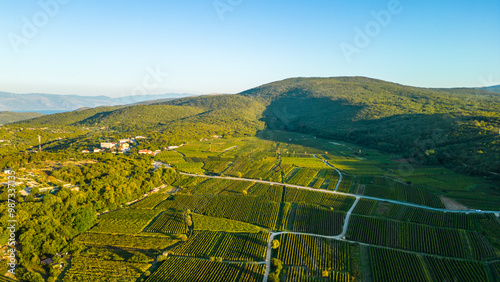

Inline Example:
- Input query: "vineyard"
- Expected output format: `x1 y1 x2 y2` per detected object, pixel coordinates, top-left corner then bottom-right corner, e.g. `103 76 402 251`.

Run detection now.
131 193 169 209
62 256 150 281
285 203 345 236
91 209 161 234
200 196 280 229
309 168 340 190
285 167 320 186
284 187 355 211
353 199 486 230
247 183 283 202
368 246 428 281
170 231 269 261
424 256 489 282
284 267 352 282
173 162 205 174
155 150 186 164
171 175 206 188
354 175 445 208
155 195 280 229
75 232 179 250
490 261 500 281
336 175 353 193
192 214 261 233
145 257 265 282
277 233 350 272
144 211 187 234
347 215 496 259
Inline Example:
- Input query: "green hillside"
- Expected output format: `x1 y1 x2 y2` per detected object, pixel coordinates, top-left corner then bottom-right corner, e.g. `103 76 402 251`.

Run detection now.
240 77 500 175
15 77 500 175
0 111 45 125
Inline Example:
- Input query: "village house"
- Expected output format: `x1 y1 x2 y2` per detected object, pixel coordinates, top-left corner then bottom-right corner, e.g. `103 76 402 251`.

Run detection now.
100 142 117 149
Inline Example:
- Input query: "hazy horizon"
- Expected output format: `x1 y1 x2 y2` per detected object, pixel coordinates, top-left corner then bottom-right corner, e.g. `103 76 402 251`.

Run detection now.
1 0 499 97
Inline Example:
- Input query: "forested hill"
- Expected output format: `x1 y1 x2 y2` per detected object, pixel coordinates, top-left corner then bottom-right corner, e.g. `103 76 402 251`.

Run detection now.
239 77 500 175
16 77 500 175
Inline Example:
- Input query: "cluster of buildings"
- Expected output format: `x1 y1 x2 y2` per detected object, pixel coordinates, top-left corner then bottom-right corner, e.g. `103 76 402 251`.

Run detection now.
82 137 136 154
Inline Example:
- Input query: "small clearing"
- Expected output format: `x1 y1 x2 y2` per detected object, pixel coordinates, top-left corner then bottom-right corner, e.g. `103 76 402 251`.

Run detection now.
439 196 469 210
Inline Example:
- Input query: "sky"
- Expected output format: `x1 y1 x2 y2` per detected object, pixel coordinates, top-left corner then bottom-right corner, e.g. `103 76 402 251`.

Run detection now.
1 0 499 97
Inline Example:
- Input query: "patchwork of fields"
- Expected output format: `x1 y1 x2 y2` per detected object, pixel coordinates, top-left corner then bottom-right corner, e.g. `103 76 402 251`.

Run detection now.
62 133 500 281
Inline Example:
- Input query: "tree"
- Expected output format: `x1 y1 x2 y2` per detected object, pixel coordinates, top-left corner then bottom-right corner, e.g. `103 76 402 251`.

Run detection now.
271 239 280 249
268 273 279 282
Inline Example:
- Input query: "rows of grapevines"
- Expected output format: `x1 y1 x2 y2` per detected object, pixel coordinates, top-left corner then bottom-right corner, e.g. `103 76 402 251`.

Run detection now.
368 246 428 281
284 187 355 211
490 261 500 281
91 209 161 234
467 231 497 260
156 194 212 211
346 215 469 258
131 193 169 209
248 183 283 202
359 177 444 208
202 160 232 174
146 257 264 282
62 257 150 281
286 168 320 186
174 162 205 174
285 267 351 282
155 150 185 164
290 204 345 236
281 157 328 169
424 256 489 282
171 175 206 188
277 233 350 272
217 180 254 196
170 231 268 261
75 232 178 250
386 204 485 229
336 175 353 192
144 211 187 234
190 178 235 195
352 198 377 215
200 196 280 229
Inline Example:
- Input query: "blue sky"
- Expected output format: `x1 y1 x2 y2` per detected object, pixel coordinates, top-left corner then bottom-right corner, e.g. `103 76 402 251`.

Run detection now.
1 0 499 96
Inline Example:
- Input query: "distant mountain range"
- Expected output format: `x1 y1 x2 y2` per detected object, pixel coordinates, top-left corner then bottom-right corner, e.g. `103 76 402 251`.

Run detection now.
478 85 500 93
0 92 196 112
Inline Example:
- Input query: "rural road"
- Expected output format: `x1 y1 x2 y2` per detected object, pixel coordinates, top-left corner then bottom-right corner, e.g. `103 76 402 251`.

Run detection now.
178 172 500 214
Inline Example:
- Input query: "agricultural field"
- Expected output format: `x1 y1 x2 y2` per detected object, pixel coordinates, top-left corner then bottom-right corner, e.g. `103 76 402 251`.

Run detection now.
62 256 150 281
283 267 352 282
353 199 486 229
144 210 187 234
368 247 428 281
283 187 355 211
286 203 345 236
346 215 496 259
13 133 498 281
156 194 280 229
170 231 269 261
75 232 179 250
155 150 186 164
146 257 265 282
276 233 351 272
130 193 169 209
91 209 161 234
192 214 261 233
247 183 283 202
